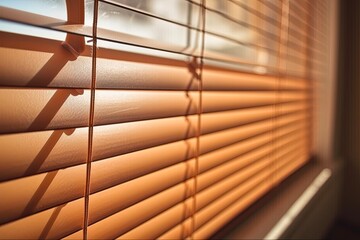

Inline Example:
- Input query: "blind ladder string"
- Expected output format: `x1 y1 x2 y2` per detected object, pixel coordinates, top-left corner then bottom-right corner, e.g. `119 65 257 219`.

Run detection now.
190 0 206 239
272 0 290 188
84 0 99 239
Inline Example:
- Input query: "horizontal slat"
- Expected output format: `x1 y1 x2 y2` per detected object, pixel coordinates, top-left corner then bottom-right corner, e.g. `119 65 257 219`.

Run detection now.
92 111 308 161
0 2 318 240
0 31 188 89
0 4 321 75
90 118 305 195
66 139 306 239
96 59 277 90
205 152 308 236
193 158 311 240
0 198 83 239
126 144 307 240
117 165 270 239
0 89 90 134
272 137 310 186
0 165 86 225
0 33 92 88
94 91 264 125
192 180 272 239
282 77 309 90
202 70 278 91
0 87 308 134
95 55 193 90
155 149 307 239
92 117 258 161
0 32 310 91
199 120 307 174
0 116 309 226
0 7 314 73
198 141 306 198
90 128 305 220
90 131 268 194
94 90 308 125
119 162 273 240
96 48 308 90
70 152 271 239
273 153 310 186
197 131 308 193
0 31 311 91
160 181 272 239
88 138 279 226
0 127 88 182
203 72 309 91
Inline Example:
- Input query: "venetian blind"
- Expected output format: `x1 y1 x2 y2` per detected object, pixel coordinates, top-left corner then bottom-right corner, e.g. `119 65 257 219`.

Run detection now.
0 0 327 239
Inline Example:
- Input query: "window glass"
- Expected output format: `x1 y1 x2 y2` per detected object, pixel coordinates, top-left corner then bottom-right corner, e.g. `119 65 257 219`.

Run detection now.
0 0 67 20
0 0 67 40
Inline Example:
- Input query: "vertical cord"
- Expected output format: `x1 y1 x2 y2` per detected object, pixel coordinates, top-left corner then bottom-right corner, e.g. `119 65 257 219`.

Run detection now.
271 0 283 189
83 0 98 239
273 0 289 186
190 0 206 238
304 1 314 158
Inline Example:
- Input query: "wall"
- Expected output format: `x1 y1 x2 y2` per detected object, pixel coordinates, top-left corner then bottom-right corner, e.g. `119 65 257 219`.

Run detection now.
336 0 360 228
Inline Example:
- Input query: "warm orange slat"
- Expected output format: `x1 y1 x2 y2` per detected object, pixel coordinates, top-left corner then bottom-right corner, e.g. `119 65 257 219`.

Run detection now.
94 91 308 125
92 111 308 161
159 180 272 239
94 91 277 125
87 142 273 227
116 140 306 239
96 54 309 90
90 130 268 194
0 165 86 225
203 70 279 90
92 116 265 161
69 149 272 239
0 102 307 182
273 152 310 186
67 138 306 239
192 181 273 239
0 41 92 88
117 161 272 240
89 118 304 195
88 130 304 227
0 127 88 181
0 115 308 228
156 148 307 239
0 198 84 240
91 116 306 194
0 1 318 239
0 89 90 134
